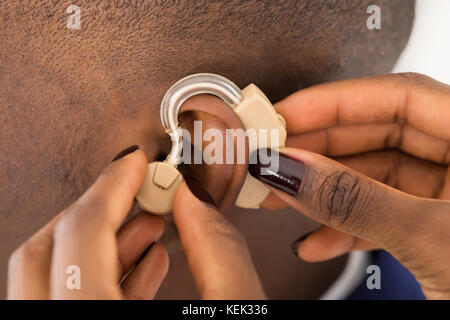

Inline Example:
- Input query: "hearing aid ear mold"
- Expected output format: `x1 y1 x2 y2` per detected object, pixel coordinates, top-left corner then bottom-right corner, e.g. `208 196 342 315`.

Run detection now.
136 73 286 215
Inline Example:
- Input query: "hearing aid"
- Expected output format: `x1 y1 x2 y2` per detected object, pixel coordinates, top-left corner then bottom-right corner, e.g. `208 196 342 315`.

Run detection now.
136 73 287 215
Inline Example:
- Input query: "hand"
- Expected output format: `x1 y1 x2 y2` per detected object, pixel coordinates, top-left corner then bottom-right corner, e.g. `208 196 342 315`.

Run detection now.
255 73 450 299
172 178 266 299
7 149 169 299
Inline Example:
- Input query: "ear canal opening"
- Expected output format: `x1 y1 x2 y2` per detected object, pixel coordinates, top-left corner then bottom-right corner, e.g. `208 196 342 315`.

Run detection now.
155 152 168 162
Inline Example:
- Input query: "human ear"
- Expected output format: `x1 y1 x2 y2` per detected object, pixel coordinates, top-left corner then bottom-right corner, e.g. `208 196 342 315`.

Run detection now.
138 75 286 215
178 94 249 213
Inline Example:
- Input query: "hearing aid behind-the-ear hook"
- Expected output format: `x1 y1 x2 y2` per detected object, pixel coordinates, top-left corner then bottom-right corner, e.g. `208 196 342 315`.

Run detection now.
136 73 286 215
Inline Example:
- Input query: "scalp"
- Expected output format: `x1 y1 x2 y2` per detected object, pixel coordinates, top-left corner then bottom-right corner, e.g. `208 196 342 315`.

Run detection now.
1 0 415 100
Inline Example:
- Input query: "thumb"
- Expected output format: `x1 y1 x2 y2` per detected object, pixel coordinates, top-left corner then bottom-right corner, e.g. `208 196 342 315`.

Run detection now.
172 177 266 299
250 148 450 299
249 148 433 247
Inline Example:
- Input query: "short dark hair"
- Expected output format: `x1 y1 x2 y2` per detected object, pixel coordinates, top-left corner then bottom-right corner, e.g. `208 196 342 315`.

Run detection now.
1 0 415 102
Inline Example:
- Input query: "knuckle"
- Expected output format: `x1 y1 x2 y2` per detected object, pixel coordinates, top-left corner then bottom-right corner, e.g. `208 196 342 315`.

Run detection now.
207 215 248 248
54 199 107 237
317 170 368 231
395 72 447 93
8 247 23 270
77 192 112 214
54 213 75 238
8 240 39 270
396 72 430 84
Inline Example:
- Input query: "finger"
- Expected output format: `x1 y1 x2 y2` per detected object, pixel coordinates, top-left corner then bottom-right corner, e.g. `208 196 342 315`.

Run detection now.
336 150 447 199
261 149 447 210
7 212 65 299
253 148 450 299
73 149 148 231
292 226 377 262
249 148 445 247
121 243 169 300
276 73 450 162
286 123 450 164
173 181 266 299
50 149 147 299
117 212 165 278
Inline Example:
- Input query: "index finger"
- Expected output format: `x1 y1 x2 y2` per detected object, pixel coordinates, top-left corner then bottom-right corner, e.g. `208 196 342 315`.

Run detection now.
275 73 450 141
69 148 147 231
50 148 147 299
173 181 266 299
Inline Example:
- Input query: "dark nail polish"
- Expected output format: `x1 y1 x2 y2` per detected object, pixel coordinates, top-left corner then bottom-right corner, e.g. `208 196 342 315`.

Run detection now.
248 148 305 196
112 145 139 162
184 175 217 207
290 232 313 256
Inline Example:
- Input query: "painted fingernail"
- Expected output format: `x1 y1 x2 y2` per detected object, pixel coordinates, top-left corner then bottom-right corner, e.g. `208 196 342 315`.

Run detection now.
248 148 305 196
290 232 313 257
184 175 217 207
112 145 139 162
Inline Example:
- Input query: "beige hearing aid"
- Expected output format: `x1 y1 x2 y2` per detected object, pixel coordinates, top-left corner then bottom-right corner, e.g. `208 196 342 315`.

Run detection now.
234 84 287 208
136 73 286 215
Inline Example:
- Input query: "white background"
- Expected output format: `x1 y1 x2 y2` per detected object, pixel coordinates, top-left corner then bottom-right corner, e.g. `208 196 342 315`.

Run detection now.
393 0 450 84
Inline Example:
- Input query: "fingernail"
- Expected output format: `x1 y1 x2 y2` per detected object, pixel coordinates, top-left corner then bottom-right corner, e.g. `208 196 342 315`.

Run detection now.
248 148 305 196
112 145 139 162
290 232 313 257
184 175 217 207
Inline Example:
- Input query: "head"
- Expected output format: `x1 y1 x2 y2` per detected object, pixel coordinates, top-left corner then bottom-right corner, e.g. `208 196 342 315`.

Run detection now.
0 0 415 296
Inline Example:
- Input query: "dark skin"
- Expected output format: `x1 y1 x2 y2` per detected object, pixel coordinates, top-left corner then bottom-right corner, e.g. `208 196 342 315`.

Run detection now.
0 0 415 298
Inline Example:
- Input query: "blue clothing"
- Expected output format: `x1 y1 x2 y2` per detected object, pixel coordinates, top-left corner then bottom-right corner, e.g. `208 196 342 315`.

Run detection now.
348 250 425 300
